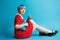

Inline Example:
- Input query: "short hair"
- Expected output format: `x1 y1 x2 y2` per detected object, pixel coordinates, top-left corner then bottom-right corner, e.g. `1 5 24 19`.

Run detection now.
17 5 25 12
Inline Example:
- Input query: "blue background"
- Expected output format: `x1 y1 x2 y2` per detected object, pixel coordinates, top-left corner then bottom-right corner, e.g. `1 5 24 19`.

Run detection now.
0 0 60 40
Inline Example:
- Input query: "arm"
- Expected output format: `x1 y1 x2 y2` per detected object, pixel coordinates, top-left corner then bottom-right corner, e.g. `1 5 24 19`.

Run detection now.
15 15 31 29
15 23 28 29
15 15 28 29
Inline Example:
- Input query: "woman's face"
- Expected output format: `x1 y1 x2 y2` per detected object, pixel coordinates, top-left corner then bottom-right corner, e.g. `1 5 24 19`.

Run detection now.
19 7 26 14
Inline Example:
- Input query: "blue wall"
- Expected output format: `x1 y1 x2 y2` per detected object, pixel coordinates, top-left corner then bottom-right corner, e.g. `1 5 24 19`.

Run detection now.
0 0 60 39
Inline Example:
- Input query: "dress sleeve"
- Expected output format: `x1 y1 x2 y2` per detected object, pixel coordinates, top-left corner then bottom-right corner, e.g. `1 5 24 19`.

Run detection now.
14 15 23 25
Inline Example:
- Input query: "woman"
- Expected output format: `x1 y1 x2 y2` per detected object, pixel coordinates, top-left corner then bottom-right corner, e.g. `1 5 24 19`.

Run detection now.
14 5 57 38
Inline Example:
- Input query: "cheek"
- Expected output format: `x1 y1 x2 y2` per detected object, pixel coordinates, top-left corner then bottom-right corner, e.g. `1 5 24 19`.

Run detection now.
20 10 23 12
20 9 25 13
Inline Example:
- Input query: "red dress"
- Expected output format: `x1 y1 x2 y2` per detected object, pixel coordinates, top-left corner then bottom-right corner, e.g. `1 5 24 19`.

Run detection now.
14 14 33 38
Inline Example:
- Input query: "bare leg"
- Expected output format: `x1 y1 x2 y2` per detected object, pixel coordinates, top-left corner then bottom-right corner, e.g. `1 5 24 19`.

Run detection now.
29 19 57 36
34 24 52 33
30 19 53 33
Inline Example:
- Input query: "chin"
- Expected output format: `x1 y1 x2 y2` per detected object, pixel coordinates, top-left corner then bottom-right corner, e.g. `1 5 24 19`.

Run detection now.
22 12 25 14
